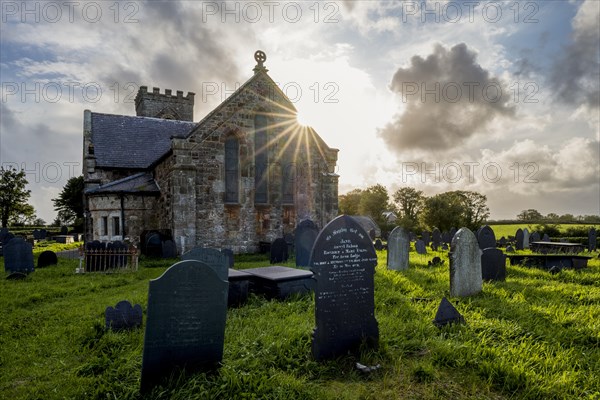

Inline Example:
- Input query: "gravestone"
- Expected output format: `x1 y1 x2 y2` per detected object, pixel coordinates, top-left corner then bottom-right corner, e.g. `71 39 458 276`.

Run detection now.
422 231 430 246
3 238 34 274
374 239 383 251
542 233 550 242
498 237 507 247
105 300 143 331
161 240 177 258
415 239 427 255
33 229 47 240
310 215 379 361
144 232 162 257
530 231 540 243
181 247 228 281
37 251 58 268
221 248 234 268
442 231 451 244
433 297 465 327
441 243 449 251
515 229 524 250
481 248 506 281
449 228 482 297
449 227 457 240
295 219 319 267
523 229 530 249
140 260 228 392
589 228 597 251
477 225 496 250
387 226 409 271
284 233 295 258
107 241 128 268
430 242 438 251
505 245 515 252
432 228 442 247
428 256 444 266
270 238 288 263
245 266 314 299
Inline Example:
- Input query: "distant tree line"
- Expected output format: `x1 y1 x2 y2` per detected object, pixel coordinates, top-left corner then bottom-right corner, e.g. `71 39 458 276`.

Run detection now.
516 209 600 223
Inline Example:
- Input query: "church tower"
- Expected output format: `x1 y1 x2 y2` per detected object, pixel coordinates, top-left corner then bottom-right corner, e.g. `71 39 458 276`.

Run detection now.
134 86 195 121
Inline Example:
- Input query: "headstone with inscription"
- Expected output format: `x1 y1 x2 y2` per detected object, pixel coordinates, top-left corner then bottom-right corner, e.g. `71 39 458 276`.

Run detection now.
449 228 482 297
515 229 524 251
140 260 228 392
4 238 34 274
181 247 228 281
481 248 506 281
523 229 530 249
310 215 379 361
295 219 319 267
415 239 427 255
387 226 409 271
270 238 289 264
105 300 143 331
37 250 58 268
477 225 496 250
589 228 597 251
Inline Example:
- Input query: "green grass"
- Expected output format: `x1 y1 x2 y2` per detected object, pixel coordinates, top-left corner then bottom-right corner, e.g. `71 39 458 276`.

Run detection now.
1 249 599 399
488 223 599 239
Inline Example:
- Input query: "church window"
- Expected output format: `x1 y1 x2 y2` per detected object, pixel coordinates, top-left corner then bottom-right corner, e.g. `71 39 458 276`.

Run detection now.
254 114 269 204
225 136 240 203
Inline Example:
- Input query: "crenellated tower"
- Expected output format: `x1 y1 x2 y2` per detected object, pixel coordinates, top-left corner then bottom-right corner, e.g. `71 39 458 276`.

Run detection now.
134 86 195 121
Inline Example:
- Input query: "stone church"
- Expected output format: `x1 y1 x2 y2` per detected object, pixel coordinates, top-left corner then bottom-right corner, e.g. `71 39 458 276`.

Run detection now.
83 51 339 254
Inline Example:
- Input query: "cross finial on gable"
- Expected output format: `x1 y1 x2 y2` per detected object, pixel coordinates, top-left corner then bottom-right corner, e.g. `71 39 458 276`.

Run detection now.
253 50 268 74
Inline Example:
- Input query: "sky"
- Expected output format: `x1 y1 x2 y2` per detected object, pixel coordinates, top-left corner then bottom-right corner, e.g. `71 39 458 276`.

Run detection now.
0 0 599 223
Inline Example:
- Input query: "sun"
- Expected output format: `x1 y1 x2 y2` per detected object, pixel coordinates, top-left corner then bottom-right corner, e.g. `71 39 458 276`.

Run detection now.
295 110 309 127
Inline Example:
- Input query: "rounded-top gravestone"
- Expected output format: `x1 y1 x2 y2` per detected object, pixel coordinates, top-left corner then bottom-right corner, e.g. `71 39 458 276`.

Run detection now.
387 226 409 271
477 225 496 250
515 229 524 250
295 219 319 267
270 238 289 264
37 250 58 268
449 228 482 297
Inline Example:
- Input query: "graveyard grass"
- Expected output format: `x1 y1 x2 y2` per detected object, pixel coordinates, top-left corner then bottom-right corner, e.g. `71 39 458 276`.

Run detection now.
1 250 599 400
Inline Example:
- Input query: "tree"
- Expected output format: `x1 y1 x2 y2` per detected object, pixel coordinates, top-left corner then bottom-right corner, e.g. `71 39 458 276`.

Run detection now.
358 184 391 226
392 187 425 232
421 191 465 231
52 176 84 229
32 217 46 226
545 213 560 221
517 209 543 221
9 203 36 226
338 188 363 216
0 167 32 228
457 190 490 231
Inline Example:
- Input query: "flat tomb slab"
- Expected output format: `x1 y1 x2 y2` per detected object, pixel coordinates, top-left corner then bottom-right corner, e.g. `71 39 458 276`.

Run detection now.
243 266 314 300
228 268 251 307
507 255 592 270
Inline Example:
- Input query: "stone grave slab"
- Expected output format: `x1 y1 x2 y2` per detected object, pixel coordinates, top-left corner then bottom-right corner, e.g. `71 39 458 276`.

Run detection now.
295 219 318 267
244 266 314 300
387 226 409 271
310 215 379 361
477 225 496 249
105 300 143 331
450 228 482 297
53 235 74 244
433 297 465 327
270 238 289 264
228 268 251 307
140 260 228 393
37 250 58 268
181 247 228 281
3 238 34 274
481 248 506 281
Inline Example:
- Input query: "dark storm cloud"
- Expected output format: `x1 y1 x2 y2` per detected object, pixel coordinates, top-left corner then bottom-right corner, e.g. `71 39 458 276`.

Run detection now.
378 43 515 152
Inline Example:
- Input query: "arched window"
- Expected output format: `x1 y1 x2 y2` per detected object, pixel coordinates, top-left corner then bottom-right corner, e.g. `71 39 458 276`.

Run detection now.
225 136 239 203
281 139 295 205
254 114 268 204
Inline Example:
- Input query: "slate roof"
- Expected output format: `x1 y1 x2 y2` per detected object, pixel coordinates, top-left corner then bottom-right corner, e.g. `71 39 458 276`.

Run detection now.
91 112 197 169
85 172 159 195
349 216 381 238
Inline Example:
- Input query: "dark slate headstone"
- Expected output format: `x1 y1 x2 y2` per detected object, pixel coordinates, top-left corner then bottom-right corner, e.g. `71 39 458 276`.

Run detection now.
530 231 540 243
245 266 314 300
441 243 449 251
270 238 289 264
37 250 58 268
60 226 68 235
433 297 465 328
140 260 228 393
144 232 163 258
310 215 379 361
428 256 444 266
449 228 482 297
505 245 515 252
542 233 550 242
368 229 376 240
3 238 34 274
161 240 177 258
374 239 383 251
422 231 430 246
498 237 507 247
515 229 524 251
387 226 409 271
477 225 496 250
409 231 416 241
295 219 319 267
221 248 234 268
181 247 228 281
481 248 506 281
105 300 143 331
589 228 597 251
415 239 427 255
432 228 442 247
284 233 295 257
430 242 439 251
228 268 251 307
442 231 451 244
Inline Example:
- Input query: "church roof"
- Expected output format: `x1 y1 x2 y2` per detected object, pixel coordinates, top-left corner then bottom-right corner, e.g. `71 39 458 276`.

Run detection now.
85 172 159 195
349 215 381 237
90 112 197 169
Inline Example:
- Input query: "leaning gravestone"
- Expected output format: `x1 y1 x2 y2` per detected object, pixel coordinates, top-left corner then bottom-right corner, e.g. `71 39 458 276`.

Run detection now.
415 239 427 255
4 238 34 274
295 219 319 267
477 225 496 250
589 228 597 251
310 215 379 361
387 226 409 271
515 229 524 251
523 229 530 249
105 300 143 331
270 238 289 263
481 248 506 281
449 228 482 297
37 250 58 268
140 260 228 393
181 247 228 281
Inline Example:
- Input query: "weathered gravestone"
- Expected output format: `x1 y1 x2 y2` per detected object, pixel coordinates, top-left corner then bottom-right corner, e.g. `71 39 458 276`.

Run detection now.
542 233 550 242
515 229 524 251
422 231 430 246
415 239 427 255
374 239 383 251
4 238 34 274
161 240 177 258
181 247 228 281
221 248 234 268
481 248 506 281
105 300 143 331
523 229 530 249
432 228 442 247
589 228 597 251
144 232 163 258
387 226 409 271
477 225 496 250
530 231 540 244
295 219 319 267
310 215 379 361
433 297 465 328
140 260 228 393
37 250 58 268
270 238 289 263
449 228 482 297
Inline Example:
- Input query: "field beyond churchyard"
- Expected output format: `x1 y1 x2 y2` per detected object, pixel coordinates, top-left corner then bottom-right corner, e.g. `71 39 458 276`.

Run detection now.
1 247 599 400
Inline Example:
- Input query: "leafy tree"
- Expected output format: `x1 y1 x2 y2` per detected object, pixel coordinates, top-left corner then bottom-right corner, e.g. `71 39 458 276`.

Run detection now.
393 187 425 232
457 190 490 231
545 213 560 221
52 176 84 230
338 188 363 216
10 203 36 226
517 209 543 221
421 191 465 231
32 217 46 226
0 167 32 228
358 184 391 226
